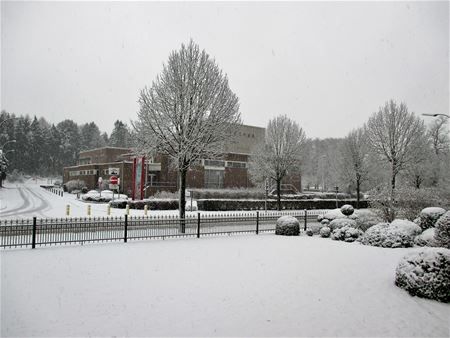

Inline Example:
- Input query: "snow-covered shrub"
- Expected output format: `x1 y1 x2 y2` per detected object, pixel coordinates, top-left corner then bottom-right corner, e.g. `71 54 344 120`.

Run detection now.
395 248 450 303
434 211 450 249
317 214 324 222
414 228 437 247
415 207 446 231
340 204 354 216
329 218 357 231
275 216 300 236
331 226 363 242
109 199 128 209
349 209 382 232
306 228 314 236
320 219 330 226
319 226 331 238
321 208 346 221
359 220 421 248
64 180 85 193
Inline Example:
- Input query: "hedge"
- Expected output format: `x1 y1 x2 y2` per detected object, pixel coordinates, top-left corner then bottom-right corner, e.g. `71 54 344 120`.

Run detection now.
196 199 368 211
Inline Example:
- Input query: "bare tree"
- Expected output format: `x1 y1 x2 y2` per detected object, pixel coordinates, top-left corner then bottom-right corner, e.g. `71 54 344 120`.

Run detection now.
250 115 306 210
365 100 427 196
339 128 369 208
428 116 450 156
134 40 241 230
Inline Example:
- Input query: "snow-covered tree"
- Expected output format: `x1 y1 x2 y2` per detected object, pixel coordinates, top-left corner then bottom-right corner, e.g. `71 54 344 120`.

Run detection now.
80 122 105 150
339 128 369 207
250 115 306 210
109 120 131 148
134 40 241 230
365 100 427 196
57 119 81 167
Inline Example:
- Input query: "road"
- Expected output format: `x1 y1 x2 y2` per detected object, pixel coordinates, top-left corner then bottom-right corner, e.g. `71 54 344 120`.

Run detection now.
0 184 51 218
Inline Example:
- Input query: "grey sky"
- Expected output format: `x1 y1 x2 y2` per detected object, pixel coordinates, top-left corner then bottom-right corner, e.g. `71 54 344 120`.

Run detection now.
1 1 448 138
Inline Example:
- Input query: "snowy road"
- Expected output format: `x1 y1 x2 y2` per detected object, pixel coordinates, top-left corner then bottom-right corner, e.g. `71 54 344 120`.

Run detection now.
0 185 51 218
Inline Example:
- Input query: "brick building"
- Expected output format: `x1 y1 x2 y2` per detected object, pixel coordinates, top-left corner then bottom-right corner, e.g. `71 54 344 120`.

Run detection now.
62 125 302 197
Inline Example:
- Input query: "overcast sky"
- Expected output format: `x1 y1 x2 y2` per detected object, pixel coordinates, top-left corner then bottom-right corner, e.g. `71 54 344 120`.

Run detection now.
1 1 448 138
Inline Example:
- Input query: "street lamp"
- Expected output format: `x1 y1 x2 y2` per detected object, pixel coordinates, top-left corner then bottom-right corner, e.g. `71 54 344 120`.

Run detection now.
422 113 450 118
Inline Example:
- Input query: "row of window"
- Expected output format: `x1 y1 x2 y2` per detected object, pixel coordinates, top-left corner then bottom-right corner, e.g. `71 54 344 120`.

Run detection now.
69 169 98 176
203 159 247 168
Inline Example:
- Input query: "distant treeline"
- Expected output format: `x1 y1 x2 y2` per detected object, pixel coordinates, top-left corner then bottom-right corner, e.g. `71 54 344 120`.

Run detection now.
0 110 133 176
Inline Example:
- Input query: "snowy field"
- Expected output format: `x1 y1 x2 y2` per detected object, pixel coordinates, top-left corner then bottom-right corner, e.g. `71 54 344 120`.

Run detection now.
1 235 449 337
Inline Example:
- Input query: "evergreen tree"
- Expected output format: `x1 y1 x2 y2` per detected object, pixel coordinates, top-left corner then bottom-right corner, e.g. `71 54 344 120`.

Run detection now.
57 119 81 167
80 122 105 150
109 120 131 148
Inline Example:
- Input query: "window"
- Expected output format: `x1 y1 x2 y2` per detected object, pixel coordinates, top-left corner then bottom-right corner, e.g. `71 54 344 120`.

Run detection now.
69 171 80 177
204 169 224 189
78 157 91 165
226 161 247 169
204 159 225 167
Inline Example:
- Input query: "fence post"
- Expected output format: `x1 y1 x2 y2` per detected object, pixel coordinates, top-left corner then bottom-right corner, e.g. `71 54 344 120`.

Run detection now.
197 212 201 238
304 209 307 231
256 211 259 235
124 214 128 243
32 217 37 249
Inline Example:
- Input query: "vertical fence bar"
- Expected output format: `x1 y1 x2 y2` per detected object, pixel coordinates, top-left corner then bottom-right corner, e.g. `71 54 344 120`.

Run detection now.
304 209 307 231
124 215 128 243
32 217 37 249
256 211 259 235
197 212 201 238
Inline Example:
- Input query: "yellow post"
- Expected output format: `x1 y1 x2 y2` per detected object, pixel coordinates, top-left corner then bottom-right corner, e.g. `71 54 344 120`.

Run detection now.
144 205 148 216
126 204 130 216
87 204 91 216
65 204 70 217
107 205 111 216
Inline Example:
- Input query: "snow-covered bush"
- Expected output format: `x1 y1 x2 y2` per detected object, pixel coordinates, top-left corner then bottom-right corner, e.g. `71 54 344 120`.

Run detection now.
317 214 324 222
340 204 354 216
275 216 300 236
349 209 382 232
359 220 421 248
414 228 437 247
329 218 357 231
331 226 363 242
320 219 330 226
306 228 314 236
82 190 127 203
321 208 346 221
64 180 85 193
319 226 331 238
434 211 450 249
395 248 450 303
415 207 446 231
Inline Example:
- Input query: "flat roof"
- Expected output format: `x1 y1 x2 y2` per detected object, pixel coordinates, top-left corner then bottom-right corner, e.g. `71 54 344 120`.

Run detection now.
79 146 132 154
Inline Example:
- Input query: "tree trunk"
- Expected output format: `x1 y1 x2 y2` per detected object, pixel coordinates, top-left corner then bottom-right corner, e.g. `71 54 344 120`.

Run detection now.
178 169 187 233
356 179 360 209
276 178 281 211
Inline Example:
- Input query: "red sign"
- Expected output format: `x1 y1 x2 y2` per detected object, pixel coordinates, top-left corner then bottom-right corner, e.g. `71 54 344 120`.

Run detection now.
110 176 118 185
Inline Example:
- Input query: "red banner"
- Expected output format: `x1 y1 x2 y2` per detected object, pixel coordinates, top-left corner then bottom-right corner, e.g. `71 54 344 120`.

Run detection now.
132 156 145 200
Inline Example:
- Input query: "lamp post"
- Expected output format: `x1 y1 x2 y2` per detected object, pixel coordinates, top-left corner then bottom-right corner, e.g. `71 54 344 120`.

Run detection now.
335 185 339 208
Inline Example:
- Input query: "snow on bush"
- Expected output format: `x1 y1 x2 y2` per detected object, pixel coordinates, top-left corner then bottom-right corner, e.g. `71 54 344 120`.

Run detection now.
321 208 346 221
64 180 86 193
434 211 450 249
306 228 314 236
415 207 446 231
361 220 421 248
340 204 355 216
331 226 363 242
414 228 437 247
359 220 422 248
329 218 357 231
275 216 300 236
395 248 450 303
320 219 330 226
319 226 331 238
349 209 382 232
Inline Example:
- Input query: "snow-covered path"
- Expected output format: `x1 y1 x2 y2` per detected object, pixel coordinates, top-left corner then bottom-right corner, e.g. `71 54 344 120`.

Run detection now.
1 235 448 337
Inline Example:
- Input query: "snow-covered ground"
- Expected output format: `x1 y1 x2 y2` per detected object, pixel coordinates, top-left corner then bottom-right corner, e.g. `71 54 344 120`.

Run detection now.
1 236 448 337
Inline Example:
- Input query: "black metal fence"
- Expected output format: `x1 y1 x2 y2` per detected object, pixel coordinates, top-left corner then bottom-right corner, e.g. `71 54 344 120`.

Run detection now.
0 210 325 249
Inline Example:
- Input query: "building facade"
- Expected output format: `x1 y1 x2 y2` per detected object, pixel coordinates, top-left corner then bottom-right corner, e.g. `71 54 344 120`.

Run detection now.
62 125 302 197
